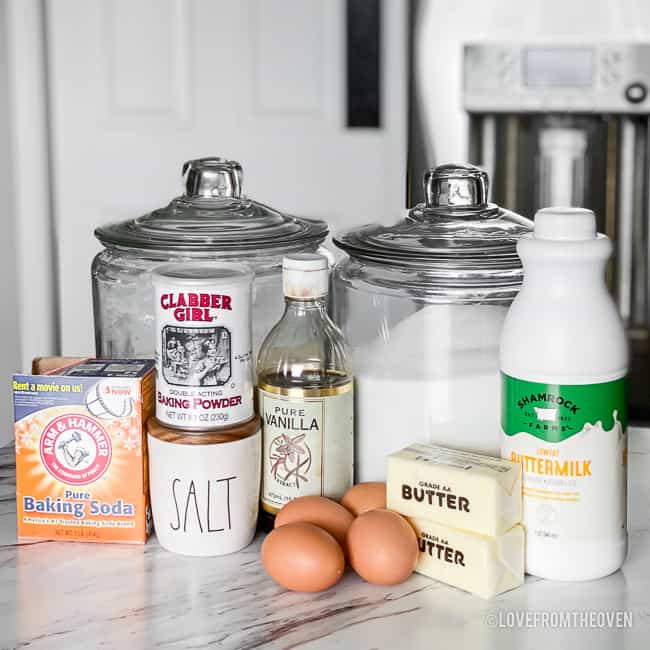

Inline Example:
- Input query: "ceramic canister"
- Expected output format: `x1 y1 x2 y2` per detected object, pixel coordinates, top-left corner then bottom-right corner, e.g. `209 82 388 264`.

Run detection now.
151 262 254 431
147 416 261 556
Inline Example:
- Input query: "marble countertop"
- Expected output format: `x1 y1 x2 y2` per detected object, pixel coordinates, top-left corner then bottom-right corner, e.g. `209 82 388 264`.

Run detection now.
1 431 649 650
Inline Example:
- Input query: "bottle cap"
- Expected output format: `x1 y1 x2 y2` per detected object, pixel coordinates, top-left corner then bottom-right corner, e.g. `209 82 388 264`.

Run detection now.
534 207 596 241
283 254 329 299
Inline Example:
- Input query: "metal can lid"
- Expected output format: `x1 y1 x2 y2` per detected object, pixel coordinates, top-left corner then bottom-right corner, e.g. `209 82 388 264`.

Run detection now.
151 261 253 286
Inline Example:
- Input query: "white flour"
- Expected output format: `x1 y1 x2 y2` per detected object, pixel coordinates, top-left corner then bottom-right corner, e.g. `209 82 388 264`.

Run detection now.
353 303 507 481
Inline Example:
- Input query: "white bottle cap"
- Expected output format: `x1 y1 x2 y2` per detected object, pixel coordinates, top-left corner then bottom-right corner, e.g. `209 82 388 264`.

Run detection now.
534 207 597 241
282 253 329 299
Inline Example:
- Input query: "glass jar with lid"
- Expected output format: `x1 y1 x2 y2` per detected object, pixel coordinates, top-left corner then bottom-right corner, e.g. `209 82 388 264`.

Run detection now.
332 163 533 481
93 157 330 358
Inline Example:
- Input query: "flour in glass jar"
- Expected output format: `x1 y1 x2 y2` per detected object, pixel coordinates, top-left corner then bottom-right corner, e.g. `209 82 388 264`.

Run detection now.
353 302 507 482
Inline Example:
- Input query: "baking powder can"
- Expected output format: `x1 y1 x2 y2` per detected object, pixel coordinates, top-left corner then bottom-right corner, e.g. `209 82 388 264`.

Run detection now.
152 262 254 430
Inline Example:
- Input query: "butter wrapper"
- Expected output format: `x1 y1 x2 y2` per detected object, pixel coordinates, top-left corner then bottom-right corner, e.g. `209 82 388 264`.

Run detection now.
411 517 524 599
387 443 521 536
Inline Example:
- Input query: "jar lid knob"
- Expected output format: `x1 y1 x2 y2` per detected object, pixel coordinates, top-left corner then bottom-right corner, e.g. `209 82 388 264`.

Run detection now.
424 163 489 209
182 157 243 199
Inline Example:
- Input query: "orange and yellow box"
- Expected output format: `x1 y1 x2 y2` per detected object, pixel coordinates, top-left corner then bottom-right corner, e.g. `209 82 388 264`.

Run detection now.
13 358 155 544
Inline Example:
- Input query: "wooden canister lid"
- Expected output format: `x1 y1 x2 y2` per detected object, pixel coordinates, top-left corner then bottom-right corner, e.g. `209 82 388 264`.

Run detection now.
147 415 261 445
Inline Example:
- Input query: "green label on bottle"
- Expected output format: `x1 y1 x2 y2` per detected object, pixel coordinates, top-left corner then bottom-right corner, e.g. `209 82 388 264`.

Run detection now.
501 374 627 442
502 372 628 546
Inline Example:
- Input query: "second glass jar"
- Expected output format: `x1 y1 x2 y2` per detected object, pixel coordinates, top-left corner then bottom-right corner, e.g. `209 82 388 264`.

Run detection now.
332 163 533 481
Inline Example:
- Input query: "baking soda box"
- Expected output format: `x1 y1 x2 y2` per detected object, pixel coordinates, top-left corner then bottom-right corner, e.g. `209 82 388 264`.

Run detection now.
13 358 155 543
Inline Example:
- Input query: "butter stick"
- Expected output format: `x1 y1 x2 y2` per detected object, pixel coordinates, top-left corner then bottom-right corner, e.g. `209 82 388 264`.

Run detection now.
410 517 524 599
387 443 521 536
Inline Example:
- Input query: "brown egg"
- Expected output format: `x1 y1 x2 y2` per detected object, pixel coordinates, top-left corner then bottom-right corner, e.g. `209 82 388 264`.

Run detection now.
275 496 354 547
340 482 386 516
346 509 418 585
262 523 345 592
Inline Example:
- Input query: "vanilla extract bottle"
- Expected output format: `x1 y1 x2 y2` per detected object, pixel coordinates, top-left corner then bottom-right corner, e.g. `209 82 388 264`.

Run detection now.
258 254 353 530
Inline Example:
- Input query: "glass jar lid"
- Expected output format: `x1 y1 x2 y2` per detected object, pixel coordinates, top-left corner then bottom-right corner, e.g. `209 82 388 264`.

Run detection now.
95 158 328 254
333 163 533 286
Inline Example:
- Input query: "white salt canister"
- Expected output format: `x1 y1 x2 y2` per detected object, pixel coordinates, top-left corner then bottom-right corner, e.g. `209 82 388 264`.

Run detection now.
151 262 254 431
147 416 261 556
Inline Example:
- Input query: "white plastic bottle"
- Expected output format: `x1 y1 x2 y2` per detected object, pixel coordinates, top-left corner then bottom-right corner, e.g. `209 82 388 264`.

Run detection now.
500 207 628 581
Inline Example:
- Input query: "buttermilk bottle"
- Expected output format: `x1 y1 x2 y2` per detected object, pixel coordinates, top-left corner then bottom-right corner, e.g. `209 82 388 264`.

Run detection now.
258 253 354 530
500 207 628 580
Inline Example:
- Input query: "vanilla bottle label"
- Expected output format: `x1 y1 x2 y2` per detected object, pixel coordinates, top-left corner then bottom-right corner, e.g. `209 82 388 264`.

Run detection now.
501 373 627 544
259 382 353 514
